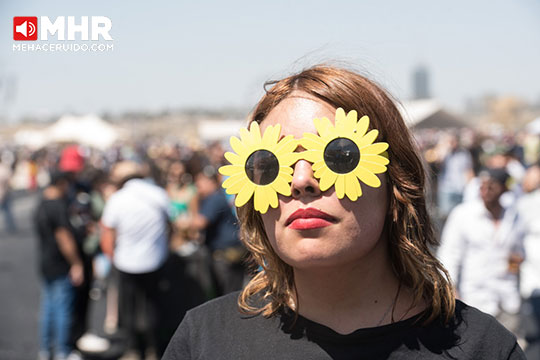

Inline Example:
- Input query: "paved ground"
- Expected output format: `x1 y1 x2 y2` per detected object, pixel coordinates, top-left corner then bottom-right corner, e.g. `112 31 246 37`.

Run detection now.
0 191 41 360
0 191 208 360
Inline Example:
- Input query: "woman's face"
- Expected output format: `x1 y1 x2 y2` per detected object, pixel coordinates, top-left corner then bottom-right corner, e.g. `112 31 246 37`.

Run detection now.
259 92 389 270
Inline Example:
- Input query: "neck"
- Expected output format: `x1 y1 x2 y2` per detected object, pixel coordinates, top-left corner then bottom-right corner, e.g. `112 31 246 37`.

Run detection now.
292 237 418 334
485 200 503 219
43 185 63 200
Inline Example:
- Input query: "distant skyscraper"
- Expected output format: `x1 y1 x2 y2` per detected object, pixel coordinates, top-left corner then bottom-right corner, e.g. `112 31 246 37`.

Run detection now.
413 65 430 99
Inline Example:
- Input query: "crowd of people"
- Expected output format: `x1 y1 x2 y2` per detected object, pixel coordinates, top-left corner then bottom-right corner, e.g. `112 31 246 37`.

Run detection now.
1 141 246 359
0 72 539 359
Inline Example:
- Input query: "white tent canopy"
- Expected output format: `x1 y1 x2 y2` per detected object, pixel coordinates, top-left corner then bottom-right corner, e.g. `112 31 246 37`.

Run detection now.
198 119 246 142
398 99 466 129
14 114 123 149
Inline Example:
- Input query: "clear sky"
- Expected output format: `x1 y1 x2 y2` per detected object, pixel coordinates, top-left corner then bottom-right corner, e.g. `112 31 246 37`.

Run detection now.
1 0 539 121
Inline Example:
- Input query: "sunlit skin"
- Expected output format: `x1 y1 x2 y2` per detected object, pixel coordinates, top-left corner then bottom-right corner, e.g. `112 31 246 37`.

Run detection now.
256 92 423 334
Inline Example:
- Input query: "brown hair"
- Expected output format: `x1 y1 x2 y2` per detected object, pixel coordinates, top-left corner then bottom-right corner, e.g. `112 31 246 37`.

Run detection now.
237 64 455 324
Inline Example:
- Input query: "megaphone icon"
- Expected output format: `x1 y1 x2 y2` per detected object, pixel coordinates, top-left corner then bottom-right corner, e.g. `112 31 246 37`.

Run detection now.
16 20 36 37
16 21 28 36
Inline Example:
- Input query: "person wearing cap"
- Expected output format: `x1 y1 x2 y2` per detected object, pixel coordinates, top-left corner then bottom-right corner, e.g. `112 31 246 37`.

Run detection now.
100 161 171 358
439 167 525 334
35 171 84 360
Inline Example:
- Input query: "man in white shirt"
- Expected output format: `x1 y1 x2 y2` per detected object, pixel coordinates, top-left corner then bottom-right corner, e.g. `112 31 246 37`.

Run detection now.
101 161 171 358
438 167 524 333
437 134 474 219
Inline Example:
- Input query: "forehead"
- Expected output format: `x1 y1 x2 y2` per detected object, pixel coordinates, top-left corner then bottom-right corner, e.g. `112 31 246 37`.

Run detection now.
259 92 336 138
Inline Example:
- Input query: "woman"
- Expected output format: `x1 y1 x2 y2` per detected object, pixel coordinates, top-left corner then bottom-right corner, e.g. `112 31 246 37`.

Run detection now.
163 65 524 359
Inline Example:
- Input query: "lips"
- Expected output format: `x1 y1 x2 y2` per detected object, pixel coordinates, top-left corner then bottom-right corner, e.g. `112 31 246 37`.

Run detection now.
286 208 337 230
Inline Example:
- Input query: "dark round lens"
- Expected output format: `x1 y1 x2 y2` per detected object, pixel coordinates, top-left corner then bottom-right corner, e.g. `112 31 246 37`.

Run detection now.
324 138 360 174
245 150 280 185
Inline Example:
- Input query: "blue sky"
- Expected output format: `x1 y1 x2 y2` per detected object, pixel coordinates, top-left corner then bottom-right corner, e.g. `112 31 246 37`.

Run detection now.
1 0 539 121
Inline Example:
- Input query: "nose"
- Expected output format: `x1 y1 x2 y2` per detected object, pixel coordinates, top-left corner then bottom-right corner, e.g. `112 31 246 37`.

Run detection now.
291 160 321 199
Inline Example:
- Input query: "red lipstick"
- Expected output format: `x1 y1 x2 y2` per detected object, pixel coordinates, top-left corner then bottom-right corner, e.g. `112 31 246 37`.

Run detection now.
286 208 336 230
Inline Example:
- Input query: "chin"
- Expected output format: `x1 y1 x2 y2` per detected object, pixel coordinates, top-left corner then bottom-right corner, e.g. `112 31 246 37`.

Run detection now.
275 243 367 270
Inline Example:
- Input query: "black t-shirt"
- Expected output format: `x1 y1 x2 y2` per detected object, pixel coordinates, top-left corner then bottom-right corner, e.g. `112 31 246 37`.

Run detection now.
199 190 240 251
34 197 72 280
163 292 525 359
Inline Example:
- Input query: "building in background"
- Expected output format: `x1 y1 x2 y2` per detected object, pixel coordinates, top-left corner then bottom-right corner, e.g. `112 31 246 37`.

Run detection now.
412 65 431 100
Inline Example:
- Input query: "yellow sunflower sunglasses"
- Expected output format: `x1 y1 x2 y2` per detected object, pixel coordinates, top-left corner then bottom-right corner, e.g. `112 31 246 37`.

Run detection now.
218 108 389 214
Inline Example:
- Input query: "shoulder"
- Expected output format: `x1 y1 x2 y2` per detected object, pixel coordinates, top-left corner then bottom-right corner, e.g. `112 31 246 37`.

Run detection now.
454 200 484 217
447 300 523 359
164 292 278 359
188 291 240 315
182 291 258 330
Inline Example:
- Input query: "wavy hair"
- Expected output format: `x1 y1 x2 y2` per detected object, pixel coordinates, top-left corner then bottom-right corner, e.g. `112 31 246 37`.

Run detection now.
237 64 455 324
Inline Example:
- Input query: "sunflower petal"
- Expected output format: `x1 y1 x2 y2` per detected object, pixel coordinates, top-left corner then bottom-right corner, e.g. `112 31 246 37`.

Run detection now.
267 186 279 209
301 150 321 163
362 153 390 166
235 182 255 207
224 177 249 195
272 177 291 196
312 160 326 172
354 174 363 198
313 165 326 179
262 124 281 147
357 129 379 148
230 136 248 155
280 166 294 175
339 109 357 134
360 142 389 155
345 174 359 201
354 167 382 188
219 164 244 177
359 160 387 174
224 151 242 165
354 115 370 137
274 135 298 155
240 127 255 147
278 171 293 183
335 108 347 133
300 133 325 149
249 122 262 144
345 109 358 129
319 170 337 192
314 117 335 138
254 186 270 214
222 173 245 191
300 135 325 150
335 175 345 199
279 153 300 167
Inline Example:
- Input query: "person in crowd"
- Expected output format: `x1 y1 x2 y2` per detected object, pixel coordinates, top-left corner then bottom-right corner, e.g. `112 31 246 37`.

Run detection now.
437 133 474 219
180 165 245 297
100 161 171 359
0 157 16 233
163 65 525 359
517 175 540 358
165 160 199 250
439 167 525 335
35 171 84 360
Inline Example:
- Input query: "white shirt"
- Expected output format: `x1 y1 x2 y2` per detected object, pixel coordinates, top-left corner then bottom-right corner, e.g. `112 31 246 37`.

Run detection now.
438 200 525 315
517 190 540 298
438 150 472 194
102 179 170 274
